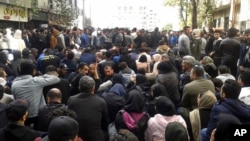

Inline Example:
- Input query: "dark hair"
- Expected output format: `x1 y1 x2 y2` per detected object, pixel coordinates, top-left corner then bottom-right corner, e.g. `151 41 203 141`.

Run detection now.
151 83 169 98
0 51 7 64
222 79 241 99
238 71 250 87
227 27 239 38
12 50 22 60
0 85 4 100
48 107 77 123
212 78 223 89
218 65 231 74
84 47 92 53
183 26 190 31
245 29 250 34
47 88 62 99
157 61 173 74
105 51 113 59
67 51 74 60
138 55 147 63
20 60 35 75
192 65 204 77
77 62 88 70
155 96 175 116
119 62 128 69
137 68 146 75
45 65 57 73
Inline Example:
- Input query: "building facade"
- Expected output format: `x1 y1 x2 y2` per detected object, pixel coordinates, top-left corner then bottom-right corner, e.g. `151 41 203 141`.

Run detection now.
213 0 250 31
0 0 83 29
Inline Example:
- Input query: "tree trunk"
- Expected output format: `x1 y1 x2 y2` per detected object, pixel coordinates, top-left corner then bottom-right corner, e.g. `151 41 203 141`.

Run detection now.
191 0 198 29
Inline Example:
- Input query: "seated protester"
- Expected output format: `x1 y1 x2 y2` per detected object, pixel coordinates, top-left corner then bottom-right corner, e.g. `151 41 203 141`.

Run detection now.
113 129 139 141
210 114 241 141
200 56 217 79
0 85 9 129
145 83 169 117
165 122 189 141
216 65 235 83
147 96 187 141
37 88 66 132
155 61 180 107
202 79 250 141
0 99 44 141
102 83 126 123
119 62 135 88
238 71 250 105
115 88 150 141
189 90 217 141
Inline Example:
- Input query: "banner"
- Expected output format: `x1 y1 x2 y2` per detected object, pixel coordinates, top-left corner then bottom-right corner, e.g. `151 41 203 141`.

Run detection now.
0 4 28 22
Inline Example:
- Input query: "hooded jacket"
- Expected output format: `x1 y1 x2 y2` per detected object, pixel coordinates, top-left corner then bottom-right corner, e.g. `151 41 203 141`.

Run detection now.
0 124 43 141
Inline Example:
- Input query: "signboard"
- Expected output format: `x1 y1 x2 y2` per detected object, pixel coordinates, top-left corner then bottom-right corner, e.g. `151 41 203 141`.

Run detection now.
0 4 28 22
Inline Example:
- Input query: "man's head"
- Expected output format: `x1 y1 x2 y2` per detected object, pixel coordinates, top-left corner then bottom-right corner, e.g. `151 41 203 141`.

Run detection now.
220 79 241 100
47 88 62 104
238 71 250 87
5 99 29 123
227 27 239 38
45 65 59 76
190 65 204 80
182 55 196 72
20 60 35 76
79 76 95 93
77 62 89 75
183 26 191 35
59 63 68 76
244 29 250 43
104 65 114 78
214 29 222 40
48 116 79 141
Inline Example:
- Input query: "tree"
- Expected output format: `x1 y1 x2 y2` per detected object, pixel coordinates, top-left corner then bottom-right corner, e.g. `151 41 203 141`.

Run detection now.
54 0 78 27
164 0 216 29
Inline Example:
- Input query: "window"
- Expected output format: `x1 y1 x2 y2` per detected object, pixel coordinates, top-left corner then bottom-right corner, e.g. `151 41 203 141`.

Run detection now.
224 17 229 30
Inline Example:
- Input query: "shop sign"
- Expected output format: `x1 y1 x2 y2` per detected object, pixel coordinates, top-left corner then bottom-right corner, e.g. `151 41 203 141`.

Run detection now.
0 4 28 22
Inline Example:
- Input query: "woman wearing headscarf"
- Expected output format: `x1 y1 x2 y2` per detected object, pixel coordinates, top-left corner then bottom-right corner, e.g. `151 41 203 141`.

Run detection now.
165 122 189 141
189 90 217 141
155 61 180 107
115 88 149 141
147 96 187 141
145 83 169 117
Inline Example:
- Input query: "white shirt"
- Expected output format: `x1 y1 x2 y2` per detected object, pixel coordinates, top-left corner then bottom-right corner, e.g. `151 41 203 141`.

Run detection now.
239 87 250 105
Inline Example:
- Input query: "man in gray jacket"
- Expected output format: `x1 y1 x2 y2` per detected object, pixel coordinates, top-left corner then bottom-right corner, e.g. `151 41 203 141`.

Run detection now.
11 60 60 129
178 26 191 56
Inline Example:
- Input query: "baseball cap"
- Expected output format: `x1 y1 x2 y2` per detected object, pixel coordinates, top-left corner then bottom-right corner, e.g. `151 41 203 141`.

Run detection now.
59 63 68 69
48 116 79 141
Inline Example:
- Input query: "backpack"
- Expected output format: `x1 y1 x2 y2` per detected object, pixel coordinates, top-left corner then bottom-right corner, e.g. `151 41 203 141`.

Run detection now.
243 45 250 67
117 110 149 132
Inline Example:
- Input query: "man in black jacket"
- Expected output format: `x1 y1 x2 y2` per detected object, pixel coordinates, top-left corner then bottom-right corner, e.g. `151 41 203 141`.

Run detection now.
37 88 66 132
68 76 109 141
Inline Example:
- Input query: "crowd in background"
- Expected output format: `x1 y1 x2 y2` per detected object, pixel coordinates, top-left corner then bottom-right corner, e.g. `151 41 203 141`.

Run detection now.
0 25 250 141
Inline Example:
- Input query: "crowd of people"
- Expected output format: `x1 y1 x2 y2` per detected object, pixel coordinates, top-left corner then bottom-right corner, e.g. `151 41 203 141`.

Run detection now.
0 25 250 141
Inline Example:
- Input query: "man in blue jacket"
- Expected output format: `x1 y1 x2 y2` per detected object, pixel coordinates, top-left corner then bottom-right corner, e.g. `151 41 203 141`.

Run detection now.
201 79 250 141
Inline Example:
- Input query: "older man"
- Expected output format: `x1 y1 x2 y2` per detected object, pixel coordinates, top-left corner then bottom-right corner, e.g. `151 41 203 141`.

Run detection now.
68 76 109 141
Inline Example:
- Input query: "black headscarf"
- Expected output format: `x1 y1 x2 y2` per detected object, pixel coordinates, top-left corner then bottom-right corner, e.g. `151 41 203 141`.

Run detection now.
124 90 144 113
155 96 175 116
165 122 189 141
151 83 169 98
215 114 241 141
